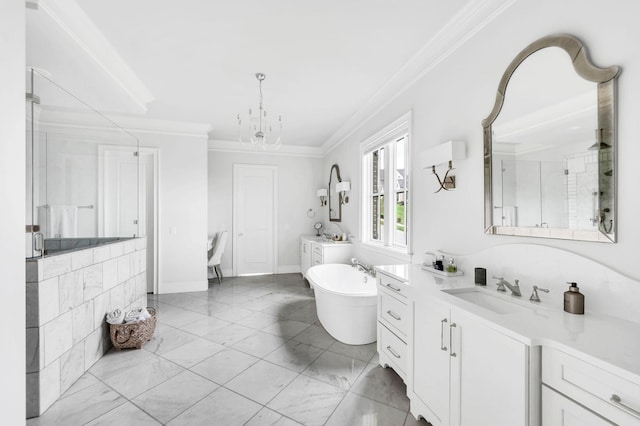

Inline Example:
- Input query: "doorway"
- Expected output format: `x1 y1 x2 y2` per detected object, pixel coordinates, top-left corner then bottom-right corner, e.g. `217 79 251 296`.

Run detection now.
99 145 158 293
232 164 277 276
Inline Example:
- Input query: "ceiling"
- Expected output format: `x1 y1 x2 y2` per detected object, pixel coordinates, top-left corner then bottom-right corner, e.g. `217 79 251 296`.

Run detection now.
26 0 485 149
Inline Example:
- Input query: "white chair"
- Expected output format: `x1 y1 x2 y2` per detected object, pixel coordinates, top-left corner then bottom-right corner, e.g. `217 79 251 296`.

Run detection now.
208 230 227 285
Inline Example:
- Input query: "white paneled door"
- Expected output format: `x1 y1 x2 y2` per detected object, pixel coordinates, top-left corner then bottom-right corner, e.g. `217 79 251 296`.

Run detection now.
233 164 277 276
100 146 158 293
100 148 144 238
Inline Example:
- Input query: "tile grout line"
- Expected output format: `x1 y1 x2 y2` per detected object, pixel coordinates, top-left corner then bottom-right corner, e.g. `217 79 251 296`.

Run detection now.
84 371 162 425
37 274 410 426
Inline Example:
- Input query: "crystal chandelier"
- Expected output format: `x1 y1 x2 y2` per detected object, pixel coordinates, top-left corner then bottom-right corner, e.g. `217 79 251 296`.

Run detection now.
237 72 282 149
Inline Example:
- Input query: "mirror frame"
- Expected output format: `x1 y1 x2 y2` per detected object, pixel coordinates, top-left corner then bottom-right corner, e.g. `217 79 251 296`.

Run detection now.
328 164 342 222
482 34 621 242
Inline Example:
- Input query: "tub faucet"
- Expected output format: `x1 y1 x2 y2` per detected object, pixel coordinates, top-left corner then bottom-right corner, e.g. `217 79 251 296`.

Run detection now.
351 258 376 277
495 277 522 297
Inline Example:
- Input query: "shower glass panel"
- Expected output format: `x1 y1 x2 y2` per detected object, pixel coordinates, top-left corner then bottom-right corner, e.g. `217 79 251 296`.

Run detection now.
25 68 140 259
497 158 584 229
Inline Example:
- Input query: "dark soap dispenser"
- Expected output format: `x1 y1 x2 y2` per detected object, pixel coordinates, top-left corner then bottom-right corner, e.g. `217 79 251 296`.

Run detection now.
564 282 584 314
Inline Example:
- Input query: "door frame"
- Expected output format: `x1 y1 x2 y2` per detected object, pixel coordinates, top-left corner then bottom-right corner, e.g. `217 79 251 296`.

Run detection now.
98 144 159 294
232 163 278 277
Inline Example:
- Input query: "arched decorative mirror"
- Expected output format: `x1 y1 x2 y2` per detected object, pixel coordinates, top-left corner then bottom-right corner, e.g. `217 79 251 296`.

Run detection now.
483 34 620 242
329 164 342 222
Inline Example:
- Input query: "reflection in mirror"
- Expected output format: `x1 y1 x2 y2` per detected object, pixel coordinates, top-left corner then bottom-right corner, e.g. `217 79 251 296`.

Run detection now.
483 35 620 242
329 164 342 222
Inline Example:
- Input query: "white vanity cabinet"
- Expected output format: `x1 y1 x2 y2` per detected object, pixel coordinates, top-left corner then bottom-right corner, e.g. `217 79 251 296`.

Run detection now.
300 235 352 280
542 386 614 425
410 296 531 426
300 236 313 279
542 347 640 425
310 241 352 267
377 272 411 381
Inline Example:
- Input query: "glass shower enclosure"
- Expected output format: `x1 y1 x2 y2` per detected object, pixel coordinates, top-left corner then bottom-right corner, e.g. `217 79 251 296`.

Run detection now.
25 68 142 259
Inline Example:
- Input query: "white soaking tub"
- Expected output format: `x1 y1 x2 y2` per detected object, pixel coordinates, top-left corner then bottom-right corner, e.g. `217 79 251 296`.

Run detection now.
307 263 377 345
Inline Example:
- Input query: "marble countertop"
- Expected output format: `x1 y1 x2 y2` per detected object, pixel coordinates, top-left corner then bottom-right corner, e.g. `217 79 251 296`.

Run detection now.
300 234 352 245
375 263 640 386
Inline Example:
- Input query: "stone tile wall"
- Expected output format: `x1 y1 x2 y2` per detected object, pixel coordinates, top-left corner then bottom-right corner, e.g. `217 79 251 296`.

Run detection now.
26 237 147 418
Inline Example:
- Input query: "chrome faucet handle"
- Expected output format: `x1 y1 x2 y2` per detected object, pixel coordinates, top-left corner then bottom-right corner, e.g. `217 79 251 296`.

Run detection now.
529 285 550 302
511 279 522 297
494 277 507 292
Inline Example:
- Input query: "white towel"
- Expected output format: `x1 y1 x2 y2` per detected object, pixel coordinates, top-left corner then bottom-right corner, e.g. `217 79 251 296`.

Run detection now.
124 307 151 323
59 205 78 237
503 205 518 227
106 309 124 325
45 205 78 238
37 206 49 238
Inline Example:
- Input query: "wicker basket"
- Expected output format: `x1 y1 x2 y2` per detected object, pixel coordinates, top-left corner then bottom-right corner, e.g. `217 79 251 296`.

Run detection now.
109 307 157 350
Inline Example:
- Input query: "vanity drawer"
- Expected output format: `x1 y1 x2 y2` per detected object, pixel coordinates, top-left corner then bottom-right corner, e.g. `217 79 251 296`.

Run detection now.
312 252 323 265
379 292 409 338
313 244 323 255
542 385 614 426
378 273 407 299
379 323 407 379
542 347 640 425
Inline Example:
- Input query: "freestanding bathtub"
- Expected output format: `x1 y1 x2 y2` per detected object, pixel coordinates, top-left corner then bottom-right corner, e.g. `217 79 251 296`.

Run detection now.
307 263 377 345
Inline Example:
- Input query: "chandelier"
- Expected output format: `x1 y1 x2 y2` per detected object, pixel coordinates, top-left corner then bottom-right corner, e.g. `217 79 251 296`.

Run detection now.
237 72 282 149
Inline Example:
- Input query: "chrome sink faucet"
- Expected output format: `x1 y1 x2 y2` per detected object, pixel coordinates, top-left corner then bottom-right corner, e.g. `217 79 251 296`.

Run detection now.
529 285 550 302
351 258 376 277
494 277 522 297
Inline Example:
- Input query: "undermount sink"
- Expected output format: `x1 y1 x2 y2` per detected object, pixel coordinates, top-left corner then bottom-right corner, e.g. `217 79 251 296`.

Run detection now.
443 288 535 315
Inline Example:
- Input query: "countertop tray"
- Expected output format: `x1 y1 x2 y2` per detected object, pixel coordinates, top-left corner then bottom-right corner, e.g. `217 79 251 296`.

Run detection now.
421 264 464 277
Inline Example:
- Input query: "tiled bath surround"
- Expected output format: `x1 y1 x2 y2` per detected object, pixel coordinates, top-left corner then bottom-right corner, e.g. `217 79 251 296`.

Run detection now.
26 237 147 418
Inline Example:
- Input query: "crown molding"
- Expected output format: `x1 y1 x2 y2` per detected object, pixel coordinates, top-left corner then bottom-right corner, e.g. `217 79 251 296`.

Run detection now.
321 0 516 156
39 107 210 138
36 0 154 113
208 139 323 158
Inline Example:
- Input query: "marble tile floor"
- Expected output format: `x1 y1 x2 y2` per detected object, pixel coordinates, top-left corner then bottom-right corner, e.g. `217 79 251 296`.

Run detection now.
28 274 430 426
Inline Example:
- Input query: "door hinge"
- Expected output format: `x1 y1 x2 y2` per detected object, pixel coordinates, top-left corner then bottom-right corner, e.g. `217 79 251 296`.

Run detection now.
134 151 139 157
133 219 138 225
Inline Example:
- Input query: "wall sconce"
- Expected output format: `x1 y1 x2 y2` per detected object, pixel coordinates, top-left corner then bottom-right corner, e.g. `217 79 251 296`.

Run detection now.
336 181 351 205
317 188 328 206
420 140 465 193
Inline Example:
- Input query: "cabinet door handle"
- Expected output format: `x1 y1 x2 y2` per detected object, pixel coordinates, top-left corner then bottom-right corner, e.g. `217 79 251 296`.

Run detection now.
386 345 401 359
386 310 401 321
449 322 457 357
440 318 448 351
385 283 401 292
611 394 640 419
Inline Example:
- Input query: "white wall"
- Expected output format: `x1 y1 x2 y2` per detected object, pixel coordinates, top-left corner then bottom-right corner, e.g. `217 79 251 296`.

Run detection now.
208 150 323 275
147 133 208 293
322 0 640 283
0 0 26 421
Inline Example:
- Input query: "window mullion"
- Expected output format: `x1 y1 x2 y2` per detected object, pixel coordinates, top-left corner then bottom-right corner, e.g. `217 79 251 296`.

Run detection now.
384 142 393 246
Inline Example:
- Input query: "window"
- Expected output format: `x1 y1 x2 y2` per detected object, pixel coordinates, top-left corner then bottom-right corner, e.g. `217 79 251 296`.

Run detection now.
361 112 411 256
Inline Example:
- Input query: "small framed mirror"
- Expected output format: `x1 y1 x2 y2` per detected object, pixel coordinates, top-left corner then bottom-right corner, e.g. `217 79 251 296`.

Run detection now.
483 34 620 242
329 164 342 222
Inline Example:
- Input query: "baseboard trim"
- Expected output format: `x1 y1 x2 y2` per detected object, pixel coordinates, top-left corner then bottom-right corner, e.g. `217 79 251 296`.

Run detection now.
158 279 207 294
277 265 301 274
